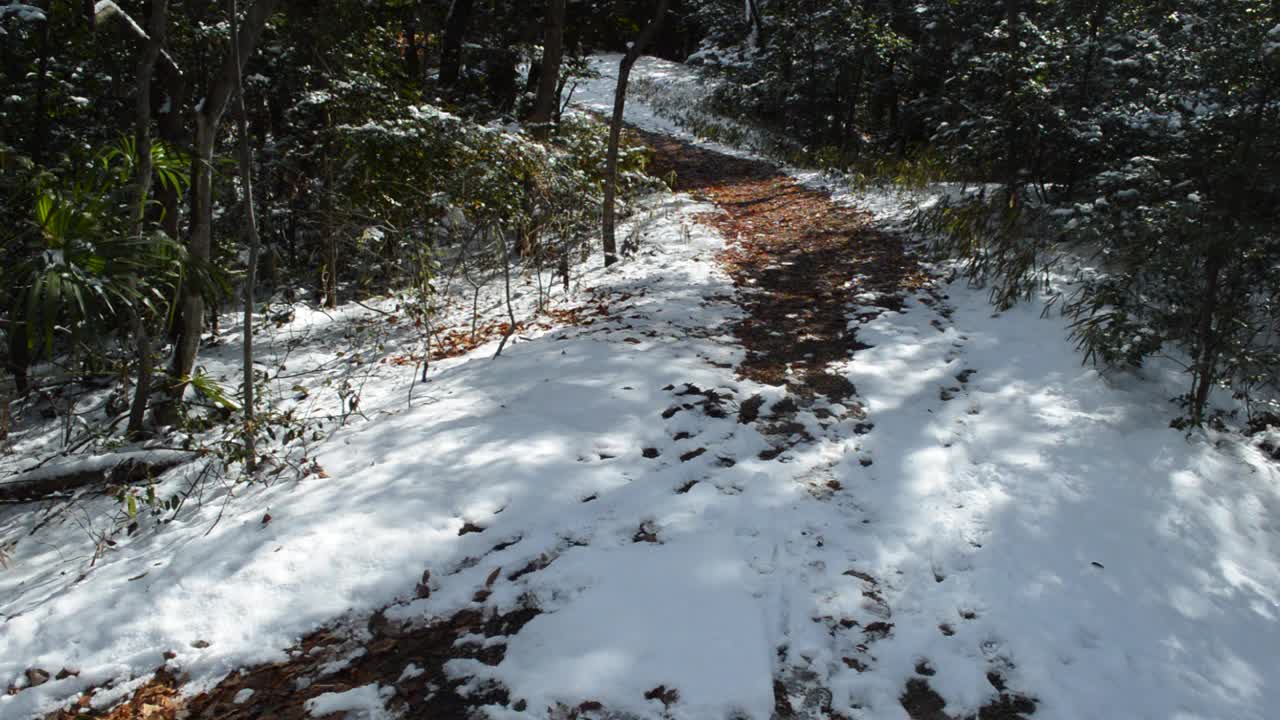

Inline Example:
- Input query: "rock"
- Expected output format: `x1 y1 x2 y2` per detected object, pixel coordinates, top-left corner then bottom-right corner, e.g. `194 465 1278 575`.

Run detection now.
415 569 432 599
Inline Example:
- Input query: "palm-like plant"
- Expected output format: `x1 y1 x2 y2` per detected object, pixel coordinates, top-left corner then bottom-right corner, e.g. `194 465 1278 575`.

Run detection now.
1 139 207 373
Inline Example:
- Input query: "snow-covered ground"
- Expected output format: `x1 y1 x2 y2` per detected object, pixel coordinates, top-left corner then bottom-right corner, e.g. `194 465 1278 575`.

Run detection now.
1 54 1278 720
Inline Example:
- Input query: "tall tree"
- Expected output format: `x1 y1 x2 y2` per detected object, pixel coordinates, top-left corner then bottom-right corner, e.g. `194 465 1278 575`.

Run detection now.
439 0 473 89
228 0 262 470
125 0 170 439
163 0 281 423
600 0 670 267
527 0 566 138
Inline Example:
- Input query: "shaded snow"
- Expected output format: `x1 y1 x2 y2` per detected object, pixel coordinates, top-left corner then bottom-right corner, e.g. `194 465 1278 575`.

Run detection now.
0 52 1277 720
304 683 392 719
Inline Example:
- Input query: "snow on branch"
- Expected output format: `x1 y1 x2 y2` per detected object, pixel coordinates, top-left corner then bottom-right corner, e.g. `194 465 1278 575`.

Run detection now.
0 3 47 23
92 1 183 78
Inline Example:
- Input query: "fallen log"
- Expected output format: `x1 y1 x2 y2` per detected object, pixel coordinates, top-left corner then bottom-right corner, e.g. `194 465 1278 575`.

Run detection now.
0 450 196 503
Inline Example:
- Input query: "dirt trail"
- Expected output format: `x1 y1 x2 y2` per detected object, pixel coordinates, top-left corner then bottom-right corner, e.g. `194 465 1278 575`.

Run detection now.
641 131 933 468
36 137 1012 720
641 131 929 398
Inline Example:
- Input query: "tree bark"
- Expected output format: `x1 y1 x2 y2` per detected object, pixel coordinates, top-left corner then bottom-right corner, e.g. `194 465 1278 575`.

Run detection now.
527 0 566 138
162 0 281 424
0 451 195 503
601 0 670 267
1002 0 1023 205
31 3 53 165
228 0 261 472
1190 247 1224 426
404 12 420 83
126 0 170 440
439 0 473 89
745 0 764 47
322 154 337 308
1064 0 1108 194
155 66 188 244
4 325 28 396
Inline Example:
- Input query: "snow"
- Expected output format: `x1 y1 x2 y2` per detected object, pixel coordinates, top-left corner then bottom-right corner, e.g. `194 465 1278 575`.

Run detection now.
1 449 190 490
2 52 1279 720
494 543 774 717
304 683 392 719
91 2 143 38
830 288 1280 718
0 3 44 22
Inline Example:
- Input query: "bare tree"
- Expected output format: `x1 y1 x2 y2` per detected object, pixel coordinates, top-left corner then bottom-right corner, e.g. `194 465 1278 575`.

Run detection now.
600 0 670 267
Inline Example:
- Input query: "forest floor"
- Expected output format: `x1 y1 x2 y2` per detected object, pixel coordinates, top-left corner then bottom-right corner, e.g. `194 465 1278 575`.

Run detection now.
26 116 1034 720
3 56 1279 720
36 128 1012 720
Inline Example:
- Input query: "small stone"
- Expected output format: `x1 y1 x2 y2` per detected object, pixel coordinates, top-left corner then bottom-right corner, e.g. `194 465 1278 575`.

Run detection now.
25 668 49 687
416 569 432 599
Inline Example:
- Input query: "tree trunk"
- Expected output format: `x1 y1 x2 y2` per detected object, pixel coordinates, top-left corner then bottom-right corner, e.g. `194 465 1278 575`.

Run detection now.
32 6 53 164
5 324 28 396
601 0 670 267
322 155 337 309
527 0 566 138
745 0 764 47
170 113 216 380
229 0 261 472
156 68 187 244
126 0 170 440
1190 247 1224 426
1003 0 1023 205
1188 78 1278 425
1065 0 1108 194
161 0 281 424
404 12 420 83
601 55 633 268
325 237 338 308
439 0 473 89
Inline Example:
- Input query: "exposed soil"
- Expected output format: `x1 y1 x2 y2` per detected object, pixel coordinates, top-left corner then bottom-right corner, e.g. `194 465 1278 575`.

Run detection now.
638 130 930 403
899 675 1037 720
32 133 1017 720
42 601 540 720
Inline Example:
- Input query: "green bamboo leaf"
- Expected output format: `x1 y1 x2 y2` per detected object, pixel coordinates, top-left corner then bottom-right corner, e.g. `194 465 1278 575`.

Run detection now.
189 372 241 411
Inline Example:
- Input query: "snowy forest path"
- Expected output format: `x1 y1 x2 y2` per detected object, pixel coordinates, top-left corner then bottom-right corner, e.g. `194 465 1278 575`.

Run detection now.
638 130 931 403
31 130 1015 720
16 51 1278 720
635 132 1042 720
636 131 991 719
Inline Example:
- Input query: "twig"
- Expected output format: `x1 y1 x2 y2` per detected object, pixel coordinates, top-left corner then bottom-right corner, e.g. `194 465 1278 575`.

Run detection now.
352 298 397 318
494 228 518 359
